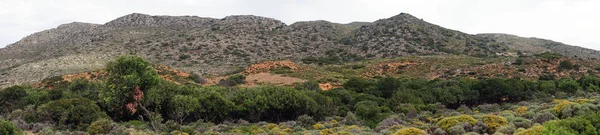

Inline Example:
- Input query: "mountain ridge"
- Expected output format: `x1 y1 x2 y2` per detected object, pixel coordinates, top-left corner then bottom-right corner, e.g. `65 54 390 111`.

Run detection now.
1 12 599 88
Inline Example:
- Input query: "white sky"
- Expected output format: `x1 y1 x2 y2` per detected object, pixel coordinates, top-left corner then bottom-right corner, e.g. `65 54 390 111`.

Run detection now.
0 0 599 50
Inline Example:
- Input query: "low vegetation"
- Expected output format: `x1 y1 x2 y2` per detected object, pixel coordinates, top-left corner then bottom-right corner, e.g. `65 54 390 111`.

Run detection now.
1 55 600 134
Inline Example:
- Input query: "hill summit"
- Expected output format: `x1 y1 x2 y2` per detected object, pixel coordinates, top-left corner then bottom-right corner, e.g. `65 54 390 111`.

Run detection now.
0 13 599 87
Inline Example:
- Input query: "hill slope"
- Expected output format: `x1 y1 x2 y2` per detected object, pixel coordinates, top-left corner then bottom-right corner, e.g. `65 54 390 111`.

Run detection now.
1 13 599 87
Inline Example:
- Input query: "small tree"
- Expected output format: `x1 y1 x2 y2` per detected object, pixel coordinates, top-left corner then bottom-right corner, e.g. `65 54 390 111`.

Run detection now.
0 119 23 135
0 86 27 113
559 60 574 70
170 95 199 123
100 55 160 132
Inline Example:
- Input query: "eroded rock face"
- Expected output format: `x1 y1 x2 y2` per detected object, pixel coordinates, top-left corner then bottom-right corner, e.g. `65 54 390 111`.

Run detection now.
1 13 597 88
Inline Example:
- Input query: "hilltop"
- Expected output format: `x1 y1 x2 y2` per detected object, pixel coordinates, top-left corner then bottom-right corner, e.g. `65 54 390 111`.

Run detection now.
1 13 599 88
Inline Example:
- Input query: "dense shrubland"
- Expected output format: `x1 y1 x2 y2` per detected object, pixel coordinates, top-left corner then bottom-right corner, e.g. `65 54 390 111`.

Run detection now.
1 55 600 134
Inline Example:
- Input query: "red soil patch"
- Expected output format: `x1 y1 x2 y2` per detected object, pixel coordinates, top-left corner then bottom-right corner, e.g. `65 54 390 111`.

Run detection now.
319 82 341 91
365 61 419 77
244 60 299 74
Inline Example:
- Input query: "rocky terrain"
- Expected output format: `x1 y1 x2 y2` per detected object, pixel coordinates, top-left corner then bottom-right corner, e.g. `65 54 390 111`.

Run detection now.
1 13 599 88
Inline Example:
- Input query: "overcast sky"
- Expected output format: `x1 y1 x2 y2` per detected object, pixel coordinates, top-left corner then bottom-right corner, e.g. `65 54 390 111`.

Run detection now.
0 0 599 50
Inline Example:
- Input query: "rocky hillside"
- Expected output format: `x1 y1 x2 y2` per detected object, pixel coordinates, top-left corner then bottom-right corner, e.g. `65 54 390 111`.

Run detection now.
1 13 598 87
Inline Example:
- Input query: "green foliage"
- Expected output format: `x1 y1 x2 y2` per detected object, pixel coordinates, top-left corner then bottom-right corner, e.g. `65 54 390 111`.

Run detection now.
541 113 600 135
0 85 27 112
296 115 316 128
578 75 600 92
218 74 246 86
0 119 24 135
88 119 113 135
178 54 191 60
437 115 477 130
101 55 160 116
376 77 402 98
482 114 508 133
187 73 207 84
514 57 525 65
558 78 580 93
170 95 200 123
295 80 321 92
344 77 375 94
392 127 425 135
515 125 544 135
37 98 107 129
559 60 575 70
354 101 392 128
68 78 102 101
232 86 319 122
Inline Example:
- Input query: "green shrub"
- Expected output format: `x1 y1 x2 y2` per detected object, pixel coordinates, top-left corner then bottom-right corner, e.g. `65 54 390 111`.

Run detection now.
515 125 544 135
558 78 580 93
540 113 600 135
187 73 207 84
512 117 532 129
482 115 508 133
0 119 24 135
532 112 556 124
37 98 107 129
559 60 575 70
218 74 246 86
0 85 27 112
392 127 425 135
88 119 113 135
437 115 477 130
296 115 315 128
448 125 466 135
295 80 321 92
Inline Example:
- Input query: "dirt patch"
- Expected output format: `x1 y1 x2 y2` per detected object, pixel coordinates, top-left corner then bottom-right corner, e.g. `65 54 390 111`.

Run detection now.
244 60 299 74
319 83 340 91
245 73 305 86
365 61 419 77
156 65 190 77
62 71 106 82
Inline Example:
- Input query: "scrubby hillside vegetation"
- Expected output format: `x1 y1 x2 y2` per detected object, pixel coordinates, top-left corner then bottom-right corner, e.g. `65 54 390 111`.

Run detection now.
1 55 600 135
2 13 600 89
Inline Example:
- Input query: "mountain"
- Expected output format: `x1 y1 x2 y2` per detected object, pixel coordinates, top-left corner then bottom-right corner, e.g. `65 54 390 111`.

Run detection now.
1 13 599 87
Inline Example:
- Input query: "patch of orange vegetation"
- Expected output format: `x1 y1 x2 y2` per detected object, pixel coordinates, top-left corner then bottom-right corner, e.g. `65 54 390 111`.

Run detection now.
319 83 341 91
155 65 190 77
62 71 106 82
244 60 299 74
245 73 305 86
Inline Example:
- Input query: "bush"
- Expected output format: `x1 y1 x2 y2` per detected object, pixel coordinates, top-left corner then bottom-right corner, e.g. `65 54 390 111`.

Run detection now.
392 127 425 135
376 115 407 132
295 80 321 92
512 117 532 129
232 86 319 122
0 85 27 112
88 119 113 135
532 112 556 124
559 60 575 70
477 104 501 113
187 73 207 84
448 125 466 135
218 74 246 86
0 119 23 135
558 78 580 93
37 98 107 129
437 115 478 130
482 115 508 133
515 125 544 135
540 114 600 134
